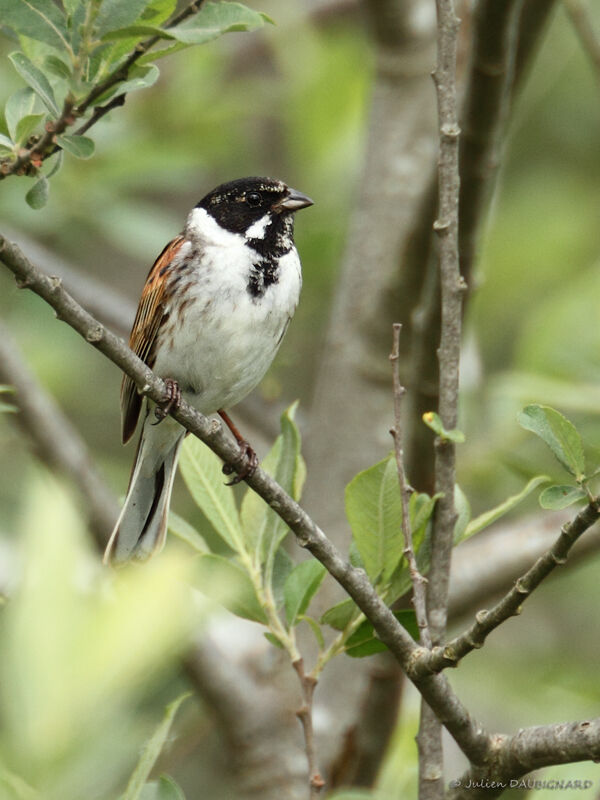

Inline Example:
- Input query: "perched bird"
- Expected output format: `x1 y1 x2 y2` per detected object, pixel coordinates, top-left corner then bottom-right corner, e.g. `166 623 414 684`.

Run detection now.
104 177 313 565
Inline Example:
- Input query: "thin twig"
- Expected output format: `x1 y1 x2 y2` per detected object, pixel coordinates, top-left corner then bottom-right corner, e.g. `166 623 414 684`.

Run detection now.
415 499 600 675
0 231 492 766
563 0 600 90
389 323 431 648
293 659 324 799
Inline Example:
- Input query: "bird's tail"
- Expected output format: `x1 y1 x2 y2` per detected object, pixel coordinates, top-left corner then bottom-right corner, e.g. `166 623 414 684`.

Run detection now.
104 415 185 565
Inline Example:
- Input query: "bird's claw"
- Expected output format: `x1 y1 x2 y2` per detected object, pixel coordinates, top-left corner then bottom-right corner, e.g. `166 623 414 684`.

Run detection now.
223 440 259 485
153 379 181 425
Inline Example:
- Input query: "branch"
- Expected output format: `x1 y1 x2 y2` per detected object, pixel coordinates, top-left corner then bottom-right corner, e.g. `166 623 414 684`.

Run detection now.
389 323 430 647
449 718 600 799
415 500 600 675
417 2 462 796
404 0 551 492
449 510 600 620
0 1 206 180
293 659 325 799
0 232 492 766
0 319 118 545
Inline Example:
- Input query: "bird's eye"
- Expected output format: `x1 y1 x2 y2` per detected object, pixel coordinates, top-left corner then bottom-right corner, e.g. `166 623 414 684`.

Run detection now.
246 192 262 207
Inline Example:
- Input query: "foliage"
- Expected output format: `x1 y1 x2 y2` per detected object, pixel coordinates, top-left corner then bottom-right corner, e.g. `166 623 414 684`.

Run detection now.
0 0 270 207
0 472 197 799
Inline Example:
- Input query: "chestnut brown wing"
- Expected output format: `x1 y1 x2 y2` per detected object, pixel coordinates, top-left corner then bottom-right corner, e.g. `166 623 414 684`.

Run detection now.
121 235 186 443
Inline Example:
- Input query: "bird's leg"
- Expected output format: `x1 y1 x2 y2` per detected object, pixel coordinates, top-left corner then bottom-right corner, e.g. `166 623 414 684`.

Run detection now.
218 409 259 485
153 379 182 424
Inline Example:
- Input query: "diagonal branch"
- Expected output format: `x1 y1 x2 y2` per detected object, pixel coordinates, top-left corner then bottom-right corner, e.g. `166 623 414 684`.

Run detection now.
0 231 492 766
416 499 600 675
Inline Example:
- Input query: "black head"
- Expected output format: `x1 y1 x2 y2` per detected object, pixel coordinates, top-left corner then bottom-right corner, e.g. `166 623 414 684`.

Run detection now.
196 176 313 239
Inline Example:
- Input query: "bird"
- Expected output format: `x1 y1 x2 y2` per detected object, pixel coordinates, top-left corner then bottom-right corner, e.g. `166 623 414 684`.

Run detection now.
103 176 313 565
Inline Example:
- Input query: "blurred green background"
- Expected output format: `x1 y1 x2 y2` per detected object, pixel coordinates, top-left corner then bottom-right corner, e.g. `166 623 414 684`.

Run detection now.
1 0 600 797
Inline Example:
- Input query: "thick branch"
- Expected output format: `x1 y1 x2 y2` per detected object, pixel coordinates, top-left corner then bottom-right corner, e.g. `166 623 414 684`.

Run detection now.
0 232 491 766
449 718 600 800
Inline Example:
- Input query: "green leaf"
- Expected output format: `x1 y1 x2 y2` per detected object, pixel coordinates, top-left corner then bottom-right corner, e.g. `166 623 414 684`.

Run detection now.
298 615 325 649
55 133 95 158
25 175 49 209
121 693 191 800
344 611 418 658
167 509 209 553
459 475 549 543
345 455 403 584
139 775 186 800
179 435 243 551
44 54 72 79
539 484 587 510
453 484 471 542
284 560 326 626
142 0 178 26
518 404 586 479
422 411 465 443
195 554 267 623
270 546 293 608
5 87 35 140
9 52 59 115
240 402 304 565
320 598 357 631
0 134 14 153
96 63 160 102
15 112 45 145
95 0 155 37
0 0 69 50
264 632 284 649
166 1 269 44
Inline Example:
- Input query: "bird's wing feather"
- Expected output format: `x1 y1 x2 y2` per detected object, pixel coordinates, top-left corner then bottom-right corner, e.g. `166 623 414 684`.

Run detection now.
121 235 186 443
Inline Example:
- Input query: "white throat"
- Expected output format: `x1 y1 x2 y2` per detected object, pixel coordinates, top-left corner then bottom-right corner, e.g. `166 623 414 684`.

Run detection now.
185 207 245 248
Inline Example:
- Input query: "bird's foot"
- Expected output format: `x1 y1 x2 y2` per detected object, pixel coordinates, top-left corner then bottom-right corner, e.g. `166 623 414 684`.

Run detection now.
153 379 182 424
222 440 259 485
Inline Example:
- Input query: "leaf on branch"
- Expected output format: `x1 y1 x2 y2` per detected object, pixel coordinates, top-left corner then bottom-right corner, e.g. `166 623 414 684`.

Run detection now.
283 560 326 627
94 0 155 38
240 401 305 565
344 611 418 658
9 51 60 115
5 87 35 141
195 554 267 623
167 509 209 553
422 410 465 443
139 774 186 800
539 484 587 510
44 54 72 80
15 113 45 145
25 175 49 209
518 404 586 480
320 597 358 631
121 692 191 800
94 64 160 104
457 475 549 544
0 134 14 154
0 0 69 52
345 455 404 584
55 134 95 159
179 436 243 551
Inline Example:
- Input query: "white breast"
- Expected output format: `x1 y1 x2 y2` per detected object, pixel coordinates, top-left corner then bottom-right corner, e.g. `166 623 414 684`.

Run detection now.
152 208 302 415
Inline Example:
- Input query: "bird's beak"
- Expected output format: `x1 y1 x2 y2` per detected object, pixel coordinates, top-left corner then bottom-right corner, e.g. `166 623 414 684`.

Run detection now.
272 187 314 212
